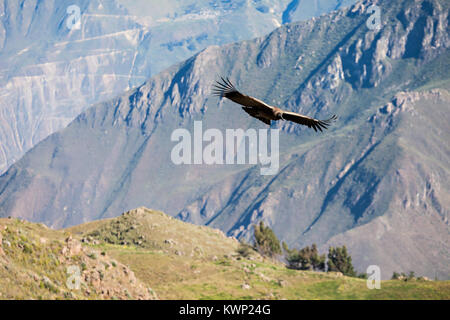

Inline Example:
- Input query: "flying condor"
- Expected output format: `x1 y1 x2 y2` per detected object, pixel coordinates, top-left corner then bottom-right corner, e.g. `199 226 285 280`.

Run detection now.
212 77 337 132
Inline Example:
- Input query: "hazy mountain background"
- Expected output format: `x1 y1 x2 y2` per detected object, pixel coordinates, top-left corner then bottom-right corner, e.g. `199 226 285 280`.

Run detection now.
0 0 356 174
0 0 449 279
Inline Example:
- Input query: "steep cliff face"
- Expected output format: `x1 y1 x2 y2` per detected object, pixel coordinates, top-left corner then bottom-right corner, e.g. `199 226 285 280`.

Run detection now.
321 89 450 280
0 0 355 174
0 0 449 278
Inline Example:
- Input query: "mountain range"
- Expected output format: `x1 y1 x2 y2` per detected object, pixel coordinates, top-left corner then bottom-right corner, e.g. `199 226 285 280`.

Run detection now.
0 0 356 174
0 0 449 279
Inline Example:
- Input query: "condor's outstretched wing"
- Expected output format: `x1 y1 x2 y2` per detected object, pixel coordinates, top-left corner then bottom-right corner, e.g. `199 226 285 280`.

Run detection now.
281 112 337 132
241 107 271 125
212 77 273 111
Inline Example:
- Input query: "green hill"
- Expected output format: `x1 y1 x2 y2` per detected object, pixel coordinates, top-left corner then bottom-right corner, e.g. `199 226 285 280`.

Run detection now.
1 207 448 299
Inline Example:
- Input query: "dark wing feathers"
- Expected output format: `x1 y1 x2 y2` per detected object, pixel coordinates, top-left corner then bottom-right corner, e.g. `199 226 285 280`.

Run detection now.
282 112 337 132
212 77 272 109
241 107 271 125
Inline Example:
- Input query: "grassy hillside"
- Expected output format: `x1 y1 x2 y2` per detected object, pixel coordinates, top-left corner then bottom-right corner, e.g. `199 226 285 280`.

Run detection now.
0 214 156 300
2 207 448 300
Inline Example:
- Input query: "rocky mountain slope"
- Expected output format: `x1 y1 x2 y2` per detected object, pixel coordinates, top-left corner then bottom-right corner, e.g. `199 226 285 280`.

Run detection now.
0 213 156 299
0 0 449 279
0 0 355 174
2 207 449 299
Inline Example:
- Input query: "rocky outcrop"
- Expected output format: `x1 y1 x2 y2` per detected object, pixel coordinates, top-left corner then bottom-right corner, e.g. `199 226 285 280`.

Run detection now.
0 218 157 299
61 236 83 258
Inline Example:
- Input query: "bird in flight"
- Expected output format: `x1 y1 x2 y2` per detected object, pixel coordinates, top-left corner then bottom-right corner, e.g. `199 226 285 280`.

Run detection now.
212 77 337 132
